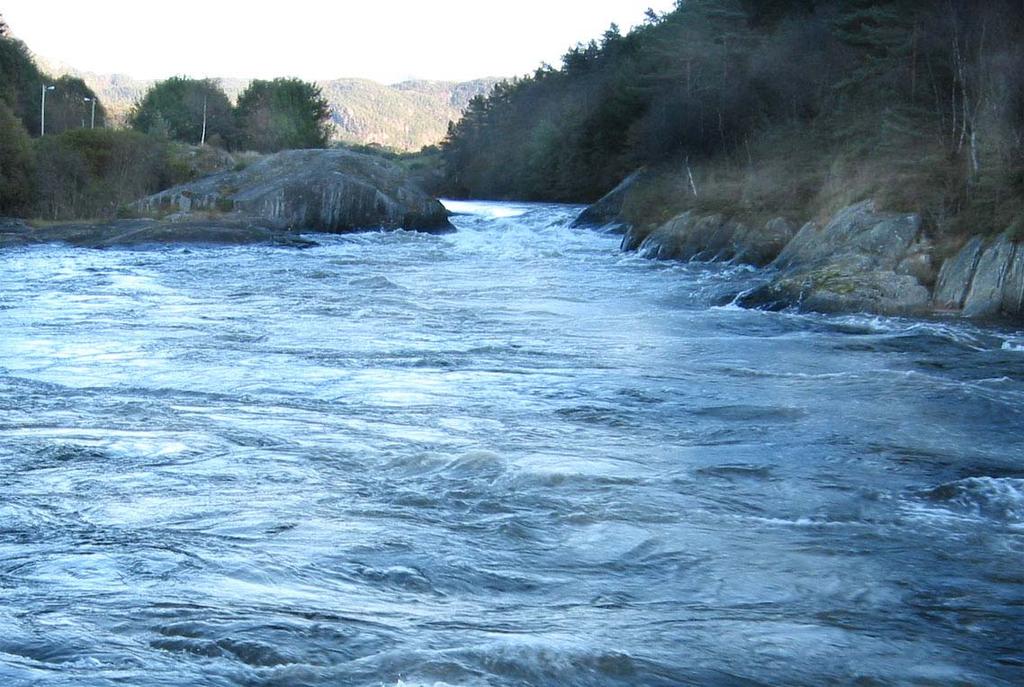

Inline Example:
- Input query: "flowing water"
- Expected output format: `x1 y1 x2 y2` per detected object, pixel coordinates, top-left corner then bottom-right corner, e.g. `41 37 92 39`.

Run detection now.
1 201 1023 686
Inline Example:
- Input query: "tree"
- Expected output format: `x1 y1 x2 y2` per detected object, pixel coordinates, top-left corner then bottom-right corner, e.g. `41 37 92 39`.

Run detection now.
0 101 36 215
234 78 332 152
43 76 107 135
129 77 237 147
0 33 45 135
0 13 9 37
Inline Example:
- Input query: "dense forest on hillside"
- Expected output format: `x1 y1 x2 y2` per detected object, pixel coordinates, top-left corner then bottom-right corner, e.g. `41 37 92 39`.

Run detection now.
442 0 1024 241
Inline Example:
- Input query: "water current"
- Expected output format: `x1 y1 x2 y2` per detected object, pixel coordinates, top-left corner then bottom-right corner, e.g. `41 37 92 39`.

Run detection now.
1 201 1022 686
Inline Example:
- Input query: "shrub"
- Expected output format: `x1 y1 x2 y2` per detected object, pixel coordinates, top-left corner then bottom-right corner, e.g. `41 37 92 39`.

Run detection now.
0 101 36 215
33 129 186 220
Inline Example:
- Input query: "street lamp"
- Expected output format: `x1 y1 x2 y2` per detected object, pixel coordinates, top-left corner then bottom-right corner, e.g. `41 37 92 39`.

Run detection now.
83 97 96 129
200 95 208 146
40 84 55 136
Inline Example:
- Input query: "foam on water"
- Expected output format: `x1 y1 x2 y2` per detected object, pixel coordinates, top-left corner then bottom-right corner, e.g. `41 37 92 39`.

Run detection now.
912 477 1024 525
0 201 1022 686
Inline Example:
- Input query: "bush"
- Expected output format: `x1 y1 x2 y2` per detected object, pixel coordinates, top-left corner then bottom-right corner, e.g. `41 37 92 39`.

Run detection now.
0 101 36 215
33 129 186 220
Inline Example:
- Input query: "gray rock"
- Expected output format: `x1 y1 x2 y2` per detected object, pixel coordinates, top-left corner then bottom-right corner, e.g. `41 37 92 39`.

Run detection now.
963 234 1018 318
932 231 1024 320
933 237 985 309
772 200 922 273
572 169 647 232
1002 242 1024 316
638 213 738 262
739 201 932 316
138 148 452 233
739 265 931 315
628 213 795 267
732 217 797 267
621 224 654 252
0 218 318 249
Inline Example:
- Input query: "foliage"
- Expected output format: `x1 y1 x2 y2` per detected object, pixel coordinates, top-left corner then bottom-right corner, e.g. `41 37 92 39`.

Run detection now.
32 129 185 220
60 74 499 152
0 101 36 215
129 77 237 147
0 34 108 139
234 78 332 152
43 76 107 135
0 34 45 135
441 0 1024 240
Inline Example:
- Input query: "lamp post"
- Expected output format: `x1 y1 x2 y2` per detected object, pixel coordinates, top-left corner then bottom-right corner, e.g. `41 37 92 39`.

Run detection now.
40 84 55 136
200 95 208 146
83 97 96 129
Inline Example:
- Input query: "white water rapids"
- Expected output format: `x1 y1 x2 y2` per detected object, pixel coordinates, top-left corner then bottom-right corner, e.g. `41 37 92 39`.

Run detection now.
0 201 1022 685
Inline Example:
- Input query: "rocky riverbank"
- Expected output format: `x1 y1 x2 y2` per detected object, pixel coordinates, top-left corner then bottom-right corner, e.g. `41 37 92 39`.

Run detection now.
0 148 453 250
577 174 1023 322
0 218 317 249
138 148 452 233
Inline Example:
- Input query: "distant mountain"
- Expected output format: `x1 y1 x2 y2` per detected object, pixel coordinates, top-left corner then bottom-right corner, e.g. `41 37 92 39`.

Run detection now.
37 58 500 152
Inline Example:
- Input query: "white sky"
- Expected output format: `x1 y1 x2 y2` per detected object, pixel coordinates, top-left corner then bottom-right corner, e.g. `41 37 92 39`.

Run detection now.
3 1 678 83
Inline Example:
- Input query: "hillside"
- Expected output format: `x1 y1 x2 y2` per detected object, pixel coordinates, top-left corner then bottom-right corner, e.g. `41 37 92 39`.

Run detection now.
441 0 1024 248
37 58 499 152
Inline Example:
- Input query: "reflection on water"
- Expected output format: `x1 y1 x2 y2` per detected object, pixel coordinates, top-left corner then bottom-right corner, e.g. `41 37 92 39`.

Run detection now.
0 201 1022 686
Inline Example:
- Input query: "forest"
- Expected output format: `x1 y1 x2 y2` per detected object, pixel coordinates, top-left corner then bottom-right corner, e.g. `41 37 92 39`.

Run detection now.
441 0 1024 243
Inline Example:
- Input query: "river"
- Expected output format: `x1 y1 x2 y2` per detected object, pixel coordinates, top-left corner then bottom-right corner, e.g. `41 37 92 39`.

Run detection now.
1 201 1022 686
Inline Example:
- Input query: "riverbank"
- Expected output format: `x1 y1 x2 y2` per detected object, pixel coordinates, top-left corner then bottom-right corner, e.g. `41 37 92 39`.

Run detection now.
574 172 1024 324
0 217 317 249
0 148 453 249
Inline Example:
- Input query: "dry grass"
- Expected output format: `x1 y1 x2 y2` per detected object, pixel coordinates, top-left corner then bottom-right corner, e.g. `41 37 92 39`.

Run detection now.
616 117 1023 260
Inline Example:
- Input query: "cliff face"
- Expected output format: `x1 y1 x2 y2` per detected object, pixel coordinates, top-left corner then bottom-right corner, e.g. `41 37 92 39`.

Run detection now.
138 149 452 233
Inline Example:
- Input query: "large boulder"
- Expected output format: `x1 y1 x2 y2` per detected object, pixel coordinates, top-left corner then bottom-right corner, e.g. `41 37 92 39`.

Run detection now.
138 148 452 233
934 233 1024 319
738 201 933 315
631 212 796 267
771 201 924 273
571 169 647 232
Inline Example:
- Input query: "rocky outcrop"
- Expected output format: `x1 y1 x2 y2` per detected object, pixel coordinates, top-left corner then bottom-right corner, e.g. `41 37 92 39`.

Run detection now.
934 233 1024 319
627 212 796 267
571 170 647 231
138 148 452 233
737 201 934 315
0 218 317 249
